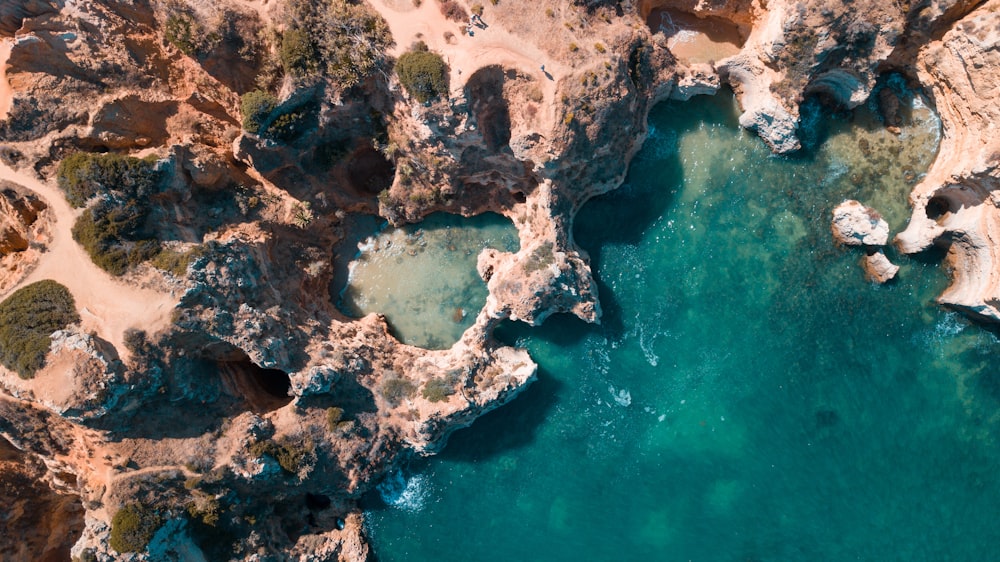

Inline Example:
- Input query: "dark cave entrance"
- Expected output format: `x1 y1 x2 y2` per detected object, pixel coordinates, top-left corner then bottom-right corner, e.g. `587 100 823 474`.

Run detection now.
925 195 952 220
218 359 293 413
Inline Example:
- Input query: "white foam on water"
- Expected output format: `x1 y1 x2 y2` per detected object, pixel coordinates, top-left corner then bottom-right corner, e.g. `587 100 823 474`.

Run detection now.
377 469 430 512
609 385 632 407
634 311 662 367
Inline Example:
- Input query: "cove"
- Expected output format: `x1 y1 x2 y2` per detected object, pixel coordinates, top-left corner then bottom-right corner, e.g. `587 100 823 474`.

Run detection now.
363 89 1000 561
337 212 519 349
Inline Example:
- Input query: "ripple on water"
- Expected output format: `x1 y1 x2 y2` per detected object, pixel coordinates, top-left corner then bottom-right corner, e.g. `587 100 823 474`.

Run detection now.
362 89 1000 562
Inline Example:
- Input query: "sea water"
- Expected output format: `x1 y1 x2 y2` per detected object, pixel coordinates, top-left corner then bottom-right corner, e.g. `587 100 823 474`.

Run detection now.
338 212 519 349
363 89 1000 561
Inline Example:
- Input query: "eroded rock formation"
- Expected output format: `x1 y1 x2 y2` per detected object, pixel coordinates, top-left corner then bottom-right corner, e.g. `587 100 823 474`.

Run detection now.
0 0 998 560
895 0 1000 321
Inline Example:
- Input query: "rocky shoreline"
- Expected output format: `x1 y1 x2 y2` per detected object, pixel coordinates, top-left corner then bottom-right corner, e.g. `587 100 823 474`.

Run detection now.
0 0 998 560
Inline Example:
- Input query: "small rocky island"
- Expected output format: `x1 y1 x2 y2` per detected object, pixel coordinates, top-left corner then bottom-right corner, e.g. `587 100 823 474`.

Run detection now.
1 0 999 560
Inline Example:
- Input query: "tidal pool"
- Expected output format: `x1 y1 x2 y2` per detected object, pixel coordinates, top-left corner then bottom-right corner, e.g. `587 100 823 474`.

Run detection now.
364 88 1000 561
337 212 518 349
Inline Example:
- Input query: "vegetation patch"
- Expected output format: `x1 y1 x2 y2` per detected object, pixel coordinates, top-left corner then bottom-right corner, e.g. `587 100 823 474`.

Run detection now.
248 439 313 474
439 0 468 21
240 90 278 135
523 242 555 273
0 280 79 378
280 27 318 77
150 245 204 277
380 376 417 407
396 42 448 103
283 0 392 88
110 503 162 554
421 376 456 402
56 152 159 209
72 201 160 276
57 151 165 275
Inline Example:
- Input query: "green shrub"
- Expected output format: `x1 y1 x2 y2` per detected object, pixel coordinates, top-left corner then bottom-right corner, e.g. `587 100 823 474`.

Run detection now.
240 90 278 134
396 43 448 103
150 246 203 277
56 152 160 208
0 280 79 378
187 497 222 527
421 377 455 402
280 28 318 77
380 376 417 407
110 503 162 553
248 439 313 474
266 110 306 142
165 13 198 55
72 200 157 276
285 0 392 88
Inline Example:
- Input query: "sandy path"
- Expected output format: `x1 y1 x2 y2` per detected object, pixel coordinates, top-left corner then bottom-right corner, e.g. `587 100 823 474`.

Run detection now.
0 162 176 355
0 38 12 121
368 0 564 115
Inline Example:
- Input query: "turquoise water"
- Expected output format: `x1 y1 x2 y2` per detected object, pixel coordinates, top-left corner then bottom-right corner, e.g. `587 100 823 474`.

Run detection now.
338 212 518 349
363 91 1000 561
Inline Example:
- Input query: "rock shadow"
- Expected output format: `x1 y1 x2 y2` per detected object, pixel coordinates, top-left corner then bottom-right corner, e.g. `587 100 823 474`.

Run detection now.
464 65 512 153
430 365 562 463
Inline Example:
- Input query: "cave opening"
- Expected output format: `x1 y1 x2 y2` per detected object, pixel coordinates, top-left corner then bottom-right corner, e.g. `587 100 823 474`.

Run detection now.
642 4 744 64
925 195 951 220
218 359 293 413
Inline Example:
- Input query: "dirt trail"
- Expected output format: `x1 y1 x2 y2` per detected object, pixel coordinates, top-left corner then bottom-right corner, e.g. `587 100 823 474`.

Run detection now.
0 162 177 356
368 0 564 124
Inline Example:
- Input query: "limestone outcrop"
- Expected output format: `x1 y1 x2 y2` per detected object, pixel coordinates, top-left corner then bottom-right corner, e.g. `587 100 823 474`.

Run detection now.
831 199 899 284
862 251 900 284
3 0 1000 560
832 200 890 247
895 0 1000 321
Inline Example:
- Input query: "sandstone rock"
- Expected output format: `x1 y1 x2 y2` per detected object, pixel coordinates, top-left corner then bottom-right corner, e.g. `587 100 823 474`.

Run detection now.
831 200 889 246
894 2 1000 323
0 181 45 257
863 251 900 284
0 0 59 36
669 64 721 101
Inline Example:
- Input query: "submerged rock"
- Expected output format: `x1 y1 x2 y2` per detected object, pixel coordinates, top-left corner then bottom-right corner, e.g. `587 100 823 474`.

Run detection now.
831 200 890 246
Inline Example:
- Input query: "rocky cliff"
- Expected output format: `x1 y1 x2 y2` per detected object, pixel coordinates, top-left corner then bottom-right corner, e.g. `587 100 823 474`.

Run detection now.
1 0 999 560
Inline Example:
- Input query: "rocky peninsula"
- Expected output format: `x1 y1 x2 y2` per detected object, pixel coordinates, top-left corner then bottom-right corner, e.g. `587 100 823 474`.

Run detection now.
0 0 997 560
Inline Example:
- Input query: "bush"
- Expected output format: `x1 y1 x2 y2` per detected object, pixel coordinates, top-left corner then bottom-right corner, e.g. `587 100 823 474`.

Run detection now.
280 28 318 77
110 503 162 553
285 0 392 88
240 90 278 134
471 3 484 16
248 439 313 474
72 200 158 276
164 13 198 55
0 280 79 378
396 43 448 103
150 245 203 277
57 152 160 208
266 110 306 142
421 377 455 402
439 0 468 21
57 152 161 275
380 376 416 407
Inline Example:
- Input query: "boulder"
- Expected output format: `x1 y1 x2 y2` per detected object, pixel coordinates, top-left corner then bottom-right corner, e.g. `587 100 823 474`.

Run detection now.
863 251 899 284
831 199 889 246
